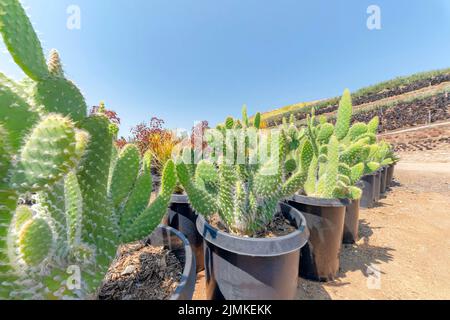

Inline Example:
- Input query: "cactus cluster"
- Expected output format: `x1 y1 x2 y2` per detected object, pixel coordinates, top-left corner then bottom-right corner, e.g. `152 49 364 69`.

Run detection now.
176 106 309 236
175 92 400 234
300 89 397 200
0 0 176 299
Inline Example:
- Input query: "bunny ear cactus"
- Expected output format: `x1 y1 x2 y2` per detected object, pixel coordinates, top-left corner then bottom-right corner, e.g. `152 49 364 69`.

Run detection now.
0 0 177 300
386 142 400 164
304 135 362 200
119 151 153 232
177 127 308 236
0 0 48 81
120 158 177 243
367 116 380 134
374 141 394 166
301 90 371 201
0 73 40 152
331 90 388 178
242 105 249 127
334 89 353 141
108 144 141 211
0 112 176 299
0 111 88 299
0 0 87 123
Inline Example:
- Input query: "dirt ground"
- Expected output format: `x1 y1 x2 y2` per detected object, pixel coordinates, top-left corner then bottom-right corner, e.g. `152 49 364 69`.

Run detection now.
193 134 450 300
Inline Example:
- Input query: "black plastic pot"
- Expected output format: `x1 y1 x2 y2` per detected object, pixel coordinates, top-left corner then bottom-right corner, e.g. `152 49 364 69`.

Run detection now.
288 195 349 282
380 167 388 195
148 225 196 300
360 173 376 208
386 164 395 187
197 202 309 300
164 194 204 273
343 199 360 244
373 170 381 202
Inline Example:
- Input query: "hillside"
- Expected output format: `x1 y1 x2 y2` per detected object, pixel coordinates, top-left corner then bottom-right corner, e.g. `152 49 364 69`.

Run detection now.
259 68 450 133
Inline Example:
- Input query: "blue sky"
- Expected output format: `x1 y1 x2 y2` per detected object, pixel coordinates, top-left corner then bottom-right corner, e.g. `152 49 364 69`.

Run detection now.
1 0 449 136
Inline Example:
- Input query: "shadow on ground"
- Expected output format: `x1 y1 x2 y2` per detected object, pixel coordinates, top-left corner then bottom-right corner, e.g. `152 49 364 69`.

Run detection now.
339 219 395 277
296 219 395 300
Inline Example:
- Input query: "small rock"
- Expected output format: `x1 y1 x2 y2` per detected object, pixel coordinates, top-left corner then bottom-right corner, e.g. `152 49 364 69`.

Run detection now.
121 265 135 276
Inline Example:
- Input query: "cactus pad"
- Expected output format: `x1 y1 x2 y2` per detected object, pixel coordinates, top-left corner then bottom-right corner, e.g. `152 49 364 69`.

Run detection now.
0 76 39 152
18 218 53 266
12 115 78 192
0 0 49 80
108 144 140 209
33 77 87 123
334 89 353 140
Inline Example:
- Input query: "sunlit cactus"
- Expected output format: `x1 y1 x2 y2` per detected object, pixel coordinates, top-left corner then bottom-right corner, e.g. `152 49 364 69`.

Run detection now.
301 89 397 197
334 89 353 140
301 90 367 200
303 133 362 200
176 108 308 236
0 0 176 300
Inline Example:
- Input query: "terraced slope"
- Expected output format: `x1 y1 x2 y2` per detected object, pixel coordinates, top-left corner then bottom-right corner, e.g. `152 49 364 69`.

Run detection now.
260 68 450 132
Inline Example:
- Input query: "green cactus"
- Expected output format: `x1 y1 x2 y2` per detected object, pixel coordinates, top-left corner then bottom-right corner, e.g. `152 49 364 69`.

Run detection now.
301 93 365 200
119 151 153 232
317 123 334 144
0 73 39 152
346 123 368 142
373 140 395 166
0 0 48 80
18 218 54 266
11 115 79 193
0 125 12 186
386 142 400 164
242 105 249 127
253 112 261 129
0 1 87 122
33 76 87 122
0 0 177 300
177 117 308 235
334 89 353 140
367 116 380 134
108 144 141 210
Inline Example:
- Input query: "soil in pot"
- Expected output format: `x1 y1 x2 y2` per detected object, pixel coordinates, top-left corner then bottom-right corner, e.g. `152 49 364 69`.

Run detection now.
98 241 182 300
99 226 196 300
288 195 349 282
208 213 296 238
343 199 360 244
198 202 309 300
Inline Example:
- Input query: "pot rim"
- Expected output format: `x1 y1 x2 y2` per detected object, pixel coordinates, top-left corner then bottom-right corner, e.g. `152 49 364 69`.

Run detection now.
290 194 350 207
363 169 383 177
196 202 309 257
170 193 189 204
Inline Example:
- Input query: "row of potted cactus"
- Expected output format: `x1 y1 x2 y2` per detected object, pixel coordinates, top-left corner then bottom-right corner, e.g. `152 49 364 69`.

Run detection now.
169 90 397 299
0 0 398 300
